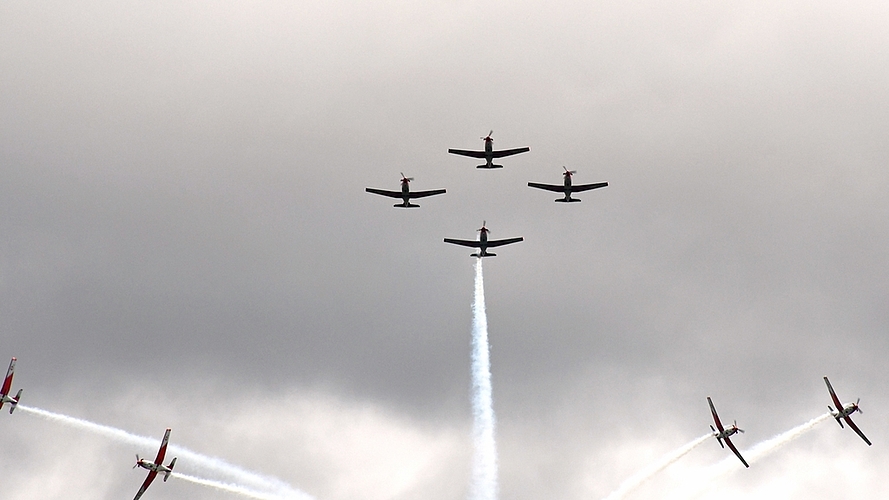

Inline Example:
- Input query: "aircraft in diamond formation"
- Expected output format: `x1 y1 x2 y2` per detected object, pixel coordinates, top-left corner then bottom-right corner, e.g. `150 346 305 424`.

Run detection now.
0 357 22 414
132 428 178 500
528 167 608 202
444 221 523 257
707 396 749 468
824 376 871 446
448 131 529 169
366 173 446 208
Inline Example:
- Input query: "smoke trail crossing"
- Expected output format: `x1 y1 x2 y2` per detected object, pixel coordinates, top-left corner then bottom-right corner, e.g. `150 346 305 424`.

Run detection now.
602 433 711 500
470 258 498 500
668 413 831 499
17 405 314 500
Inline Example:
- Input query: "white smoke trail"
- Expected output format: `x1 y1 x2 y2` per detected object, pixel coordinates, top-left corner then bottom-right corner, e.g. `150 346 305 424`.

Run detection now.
602 433 711 500
17 405 314 500
173 472 285 500
668 413 831 499
470 258 498 500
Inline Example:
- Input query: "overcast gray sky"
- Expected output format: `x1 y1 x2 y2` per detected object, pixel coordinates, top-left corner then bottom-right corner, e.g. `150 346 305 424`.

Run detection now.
2 1 889 498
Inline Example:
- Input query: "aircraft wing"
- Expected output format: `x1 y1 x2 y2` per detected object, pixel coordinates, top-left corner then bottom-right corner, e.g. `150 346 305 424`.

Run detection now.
154 428 171 465
843 417 872 446
443 238 482 248
408 188 446 199
447 149 487 158
365 188 403 199
723 436 750 468
485 237 524 248
823 377 844 410
0 358 14 397
134 471 158 500
527 182 564 193
707 397 725 432
490 147 530 158
571 181 609 193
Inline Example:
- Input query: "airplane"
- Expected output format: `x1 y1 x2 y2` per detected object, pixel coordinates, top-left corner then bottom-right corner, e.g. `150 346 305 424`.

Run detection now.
366 173 446 208
824 376 871 446
448 131 530 169
0 357 22 414
707 397 749 468
444 221 523 257
132 428 178 500
527 167 608 202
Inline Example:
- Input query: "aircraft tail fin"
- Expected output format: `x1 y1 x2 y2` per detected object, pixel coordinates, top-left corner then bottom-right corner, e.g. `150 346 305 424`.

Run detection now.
164 457 177 482
9 389 21 414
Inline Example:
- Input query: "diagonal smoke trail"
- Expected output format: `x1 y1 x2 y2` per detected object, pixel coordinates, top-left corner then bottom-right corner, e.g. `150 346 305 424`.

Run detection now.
470 258 498 500
668 413 831 499
602 433 711 500
17 405 314 500
173 472 287 499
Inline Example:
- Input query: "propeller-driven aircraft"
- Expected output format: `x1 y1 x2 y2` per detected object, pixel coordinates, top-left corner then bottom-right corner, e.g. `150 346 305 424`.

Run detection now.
528 167 608 202
448 131 530 169
444 221 523 257
824 376 871 446
366 173 446 208
707 397 749 468
0 357 22 414
132 428 178 500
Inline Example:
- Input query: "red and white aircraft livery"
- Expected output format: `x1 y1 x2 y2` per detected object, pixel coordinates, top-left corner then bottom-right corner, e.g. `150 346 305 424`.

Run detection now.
365 173 446 208
528 167 609 203
448 131 530 169
707 397 749 468
824 376 872 446
444 221 523 258
132 428 178 500
0 357 22 414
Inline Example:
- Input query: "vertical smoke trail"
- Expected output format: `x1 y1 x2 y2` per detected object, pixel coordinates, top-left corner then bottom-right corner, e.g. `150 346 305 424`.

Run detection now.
602 433 712 500
17 405 314 500
470 258 498 500
668 413 832 499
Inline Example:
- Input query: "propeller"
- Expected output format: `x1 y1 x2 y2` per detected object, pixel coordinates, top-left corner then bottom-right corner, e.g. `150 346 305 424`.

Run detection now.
563 166 577 176
477 221 490 233
481 130 493 140
856 398 862 413
733 420 745 433
400 172 414 183
134 454 141 468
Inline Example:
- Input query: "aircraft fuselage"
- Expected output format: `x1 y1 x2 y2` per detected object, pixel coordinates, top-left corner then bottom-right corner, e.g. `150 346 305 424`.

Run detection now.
137 460 172 474
482 137 494 167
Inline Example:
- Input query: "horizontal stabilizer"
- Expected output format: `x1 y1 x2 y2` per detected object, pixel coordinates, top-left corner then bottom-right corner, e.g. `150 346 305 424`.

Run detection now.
477 164 503 169
394 203 420 208
9 389 22 414
164 457 177 481
471 252 495 257
554 198 581 203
